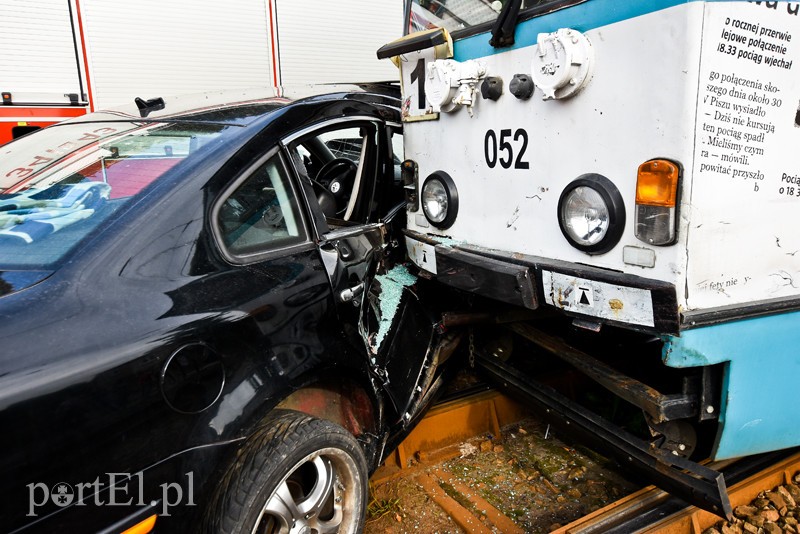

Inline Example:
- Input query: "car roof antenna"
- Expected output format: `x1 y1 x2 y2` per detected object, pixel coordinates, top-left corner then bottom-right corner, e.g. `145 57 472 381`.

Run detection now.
135 97 166 118
489 0 522 48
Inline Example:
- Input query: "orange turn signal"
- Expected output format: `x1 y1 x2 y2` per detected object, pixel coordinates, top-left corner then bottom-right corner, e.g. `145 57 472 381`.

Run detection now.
636 159 679 207
121 514 157 534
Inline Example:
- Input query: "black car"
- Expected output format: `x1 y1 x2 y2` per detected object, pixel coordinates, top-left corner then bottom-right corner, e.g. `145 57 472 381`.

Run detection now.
0 88 458 533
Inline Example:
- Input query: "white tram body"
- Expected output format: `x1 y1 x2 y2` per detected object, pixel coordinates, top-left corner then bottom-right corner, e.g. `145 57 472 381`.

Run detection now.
403 1 800 322
381 0 800 465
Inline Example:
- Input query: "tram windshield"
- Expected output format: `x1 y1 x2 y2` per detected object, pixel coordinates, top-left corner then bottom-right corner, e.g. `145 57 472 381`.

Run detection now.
406 0 567 35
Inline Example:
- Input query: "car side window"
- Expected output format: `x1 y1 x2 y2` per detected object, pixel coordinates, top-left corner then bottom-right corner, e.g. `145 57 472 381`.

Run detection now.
287 123 378 225
322 128 364 162
216 153 306 259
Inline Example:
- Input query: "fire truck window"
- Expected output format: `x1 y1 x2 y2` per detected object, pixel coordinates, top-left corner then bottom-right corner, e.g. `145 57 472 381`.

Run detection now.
11 126 40 139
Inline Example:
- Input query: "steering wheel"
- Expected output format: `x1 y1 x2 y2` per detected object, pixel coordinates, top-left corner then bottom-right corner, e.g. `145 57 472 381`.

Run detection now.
316 158 358 206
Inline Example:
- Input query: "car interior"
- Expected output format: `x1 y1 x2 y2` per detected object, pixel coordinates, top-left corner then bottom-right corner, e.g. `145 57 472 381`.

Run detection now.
213 119 406 263
289 124 374 225
287 122 405 229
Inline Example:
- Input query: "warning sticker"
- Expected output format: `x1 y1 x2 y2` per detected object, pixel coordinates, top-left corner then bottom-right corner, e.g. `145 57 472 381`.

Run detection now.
576 287 594 307
541 270 655 328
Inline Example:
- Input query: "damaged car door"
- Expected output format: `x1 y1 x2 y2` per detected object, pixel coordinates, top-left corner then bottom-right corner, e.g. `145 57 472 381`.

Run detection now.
284 117 437 426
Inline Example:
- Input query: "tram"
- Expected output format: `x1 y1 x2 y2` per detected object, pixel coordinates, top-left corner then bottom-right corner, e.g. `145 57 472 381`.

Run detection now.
378 0 800 517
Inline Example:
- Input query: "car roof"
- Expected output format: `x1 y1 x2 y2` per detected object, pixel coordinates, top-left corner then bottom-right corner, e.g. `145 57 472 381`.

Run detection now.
56 84 400 128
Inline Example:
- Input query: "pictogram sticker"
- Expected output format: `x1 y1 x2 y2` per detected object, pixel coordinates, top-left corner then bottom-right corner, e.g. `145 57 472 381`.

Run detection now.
576 286 593 306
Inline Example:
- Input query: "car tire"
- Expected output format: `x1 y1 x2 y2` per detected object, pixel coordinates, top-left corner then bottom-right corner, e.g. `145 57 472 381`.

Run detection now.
206 410 368 534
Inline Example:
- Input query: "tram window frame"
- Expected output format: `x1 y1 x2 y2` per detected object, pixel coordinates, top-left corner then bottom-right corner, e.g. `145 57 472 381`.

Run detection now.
407 0 587 40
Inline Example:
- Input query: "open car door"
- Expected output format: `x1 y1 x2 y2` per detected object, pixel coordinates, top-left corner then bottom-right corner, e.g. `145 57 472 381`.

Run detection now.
284 116 440 426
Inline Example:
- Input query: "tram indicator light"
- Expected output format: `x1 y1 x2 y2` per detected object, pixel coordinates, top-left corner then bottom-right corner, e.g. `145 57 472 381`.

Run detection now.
635 159 680 246
636 159 679 207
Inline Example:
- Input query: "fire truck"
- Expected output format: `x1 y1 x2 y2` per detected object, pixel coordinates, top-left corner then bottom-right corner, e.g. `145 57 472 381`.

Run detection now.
0 0 400 143
379 0 800 518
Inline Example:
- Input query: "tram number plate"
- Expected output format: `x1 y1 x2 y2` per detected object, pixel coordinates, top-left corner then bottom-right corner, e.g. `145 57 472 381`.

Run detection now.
399 49 438 122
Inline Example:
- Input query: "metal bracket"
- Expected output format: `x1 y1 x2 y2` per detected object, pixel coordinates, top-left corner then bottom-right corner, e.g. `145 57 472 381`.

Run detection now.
508 323 699 423
476 352 732 519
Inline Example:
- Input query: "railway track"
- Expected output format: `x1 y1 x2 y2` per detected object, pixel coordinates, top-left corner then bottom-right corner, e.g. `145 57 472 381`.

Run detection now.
368 388 800 533
554 449 800 534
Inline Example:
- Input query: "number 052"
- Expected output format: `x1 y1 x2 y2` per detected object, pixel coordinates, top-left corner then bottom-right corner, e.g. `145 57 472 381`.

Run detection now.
484 129 530 169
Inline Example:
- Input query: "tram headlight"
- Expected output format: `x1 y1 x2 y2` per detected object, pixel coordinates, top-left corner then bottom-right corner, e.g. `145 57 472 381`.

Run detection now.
558 174 625 254
421 171 458 229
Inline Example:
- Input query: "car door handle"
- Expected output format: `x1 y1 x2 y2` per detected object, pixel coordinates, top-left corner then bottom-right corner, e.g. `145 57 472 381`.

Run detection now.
339 282 365 303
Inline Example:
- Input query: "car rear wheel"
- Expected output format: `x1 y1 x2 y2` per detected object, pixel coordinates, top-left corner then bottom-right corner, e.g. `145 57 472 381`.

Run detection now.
206 410 368 534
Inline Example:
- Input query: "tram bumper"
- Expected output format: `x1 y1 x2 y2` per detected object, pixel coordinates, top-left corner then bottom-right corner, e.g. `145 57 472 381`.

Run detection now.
404 230 680 335
404 229 738 518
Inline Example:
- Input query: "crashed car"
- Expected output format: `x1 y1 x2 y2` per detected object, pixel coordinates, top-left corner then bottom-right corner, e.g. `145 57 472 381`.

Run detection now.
0 88 458 533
